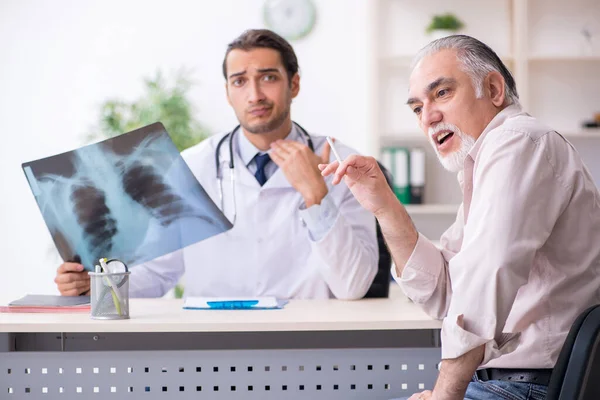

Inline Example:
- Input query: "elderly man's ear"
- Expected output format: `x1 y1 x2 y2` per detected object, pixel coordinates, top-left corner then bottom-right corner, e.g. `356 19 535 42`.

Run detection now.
485 71 506 107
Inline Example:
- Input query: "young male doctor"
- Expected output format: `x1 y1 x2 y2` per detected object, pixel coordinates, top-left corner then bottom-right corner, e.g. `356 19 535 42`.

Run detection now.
54 29 378 300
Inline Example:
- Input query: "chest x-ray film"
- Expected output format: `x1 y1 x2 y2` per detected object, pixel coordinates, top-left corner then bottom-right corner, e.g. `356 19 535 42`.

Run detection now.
22 122 233 271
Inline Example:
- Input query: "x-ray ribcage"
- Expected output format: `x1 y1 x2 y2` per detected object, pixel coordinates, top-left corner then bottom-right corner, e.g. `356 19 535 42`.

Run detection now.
70 180 118 257
23 123 233 271
122 162 193 226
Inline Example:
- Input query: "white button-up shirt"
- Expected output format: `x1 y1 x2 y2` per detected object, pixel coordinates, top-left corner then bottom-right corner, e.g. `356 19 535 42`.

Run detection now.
129 125 378 300
394 105 600 368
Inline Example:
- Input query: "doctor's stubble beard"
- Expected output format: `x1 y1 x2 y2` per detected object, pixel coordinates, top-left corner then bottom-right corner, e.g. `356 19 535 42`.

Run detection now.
429 122 476 173
242 97 292 135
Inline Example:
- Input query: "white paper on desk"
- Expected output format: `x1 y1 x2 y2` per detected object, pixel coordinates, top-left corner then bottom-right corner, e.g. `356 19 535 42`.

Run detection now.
183 296 287 310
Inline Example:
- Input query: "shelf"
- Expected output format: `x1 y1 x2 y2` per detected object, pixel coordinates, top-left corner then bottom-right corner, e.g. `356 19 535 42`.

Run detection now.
380 55 514 70
404 204 460 215
380 133 426 146
380 56 414 69
529 55 600 62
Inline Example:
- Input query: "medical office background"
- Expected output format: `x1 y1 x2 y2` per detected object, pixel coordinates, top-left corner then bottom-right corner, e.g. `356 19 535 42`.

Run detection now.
0 0 599 303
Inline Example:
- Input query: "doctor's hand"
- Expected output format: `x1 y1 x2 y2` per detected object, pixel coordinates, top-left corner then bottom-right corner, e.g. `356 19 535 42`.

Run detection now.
270 139 331 207
319 154 397 217
55 262 90 296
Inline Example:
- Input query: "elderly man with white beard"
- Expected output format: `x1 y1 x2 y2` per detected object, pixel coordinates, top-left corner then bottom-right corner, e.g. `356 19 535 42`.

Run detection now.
320 35 600 400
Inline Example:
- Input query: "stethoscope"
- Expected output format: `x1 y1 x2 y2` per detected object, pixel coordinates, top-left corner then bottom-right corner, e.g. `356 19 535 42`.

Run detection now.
215 121 315 225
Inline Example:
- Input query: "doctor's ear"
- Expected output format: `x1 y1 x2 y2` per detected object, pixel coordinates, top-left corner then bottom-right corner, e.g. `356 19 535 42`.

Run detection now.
225 83 232 107
290 73 300 98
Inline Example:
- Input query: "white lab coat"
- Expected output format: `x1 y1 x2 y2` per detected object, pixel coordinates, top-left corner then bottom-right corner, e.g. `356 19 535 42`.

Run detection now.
129 131 378 300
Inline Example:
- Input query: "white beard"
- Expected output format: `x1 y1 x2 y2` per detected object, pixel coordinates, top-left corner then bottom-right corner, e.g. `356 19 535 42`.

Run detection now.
429 123 476 173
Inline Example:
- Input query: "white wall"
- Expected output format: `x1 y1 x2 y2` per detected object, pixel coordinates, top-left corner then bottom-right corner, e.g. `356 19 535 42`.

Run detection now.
0 0 373 302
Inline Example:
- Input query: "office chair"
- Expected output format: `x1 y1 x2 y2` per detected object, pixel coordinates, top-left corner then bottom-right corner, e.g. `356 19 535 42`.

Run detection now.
363 162 394 298
546 304 600 400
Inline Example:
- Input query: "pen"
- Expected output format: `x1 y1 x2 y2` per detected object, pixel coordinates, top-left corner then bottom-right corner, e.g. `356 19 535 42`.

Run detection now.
326 136 342 163
207 300 259 309
99 258 123 316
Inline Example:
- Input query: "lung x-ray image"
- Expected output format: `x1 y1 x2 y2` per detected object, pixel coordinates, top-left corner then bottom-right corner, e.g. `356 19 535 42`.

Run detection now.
23 122 232 270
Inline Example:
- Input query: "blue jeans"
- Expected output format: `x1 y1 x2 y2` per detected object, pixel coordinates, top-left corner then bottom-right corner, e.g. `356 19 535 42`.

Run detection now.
464 375 547 400
394 375 547 400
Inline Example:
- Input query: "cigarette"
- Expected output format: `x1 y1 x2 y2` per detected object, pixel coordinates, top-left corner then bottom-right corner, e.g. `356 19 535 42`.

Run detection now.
326 136 342 163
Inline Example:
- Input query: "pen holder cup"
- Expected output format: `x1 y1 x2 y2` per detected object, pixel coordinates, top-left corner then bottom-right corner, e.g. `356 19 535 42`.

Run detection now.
88 271 131 320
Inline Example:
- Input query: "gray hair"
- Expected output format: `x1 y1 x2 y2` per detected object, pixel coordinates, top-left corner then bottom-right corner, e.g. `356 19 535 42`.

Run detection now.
412 35 519 107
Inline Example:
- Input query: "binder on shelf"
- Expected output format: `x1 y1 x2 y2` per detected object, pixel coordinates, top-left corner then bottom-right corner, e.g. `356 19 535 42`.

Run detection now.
393 147 411 204
380 147 394 176
409 147 426 204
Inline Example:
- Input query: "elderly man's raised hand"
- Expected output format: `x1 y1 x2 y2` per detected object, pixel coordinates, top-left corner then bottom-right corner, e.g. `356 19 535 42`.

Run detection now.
319 154 397 217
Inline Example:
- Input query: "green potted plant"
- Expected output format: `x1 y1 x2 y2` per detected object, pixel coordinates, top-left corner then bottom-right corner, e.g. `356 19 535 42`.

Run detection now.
426 13 465 40
88 69 209 298
88 69 208 152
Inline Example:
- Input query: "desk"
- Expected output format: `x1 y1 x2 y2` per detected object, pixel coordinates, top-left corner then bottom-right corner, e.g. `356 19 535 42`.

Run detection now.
0 286 441 399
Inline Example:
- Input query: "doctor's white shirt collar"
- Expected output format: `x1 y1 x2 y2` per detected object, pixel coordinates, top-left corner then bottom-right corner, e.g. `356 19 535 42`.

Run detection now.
237 123 301 169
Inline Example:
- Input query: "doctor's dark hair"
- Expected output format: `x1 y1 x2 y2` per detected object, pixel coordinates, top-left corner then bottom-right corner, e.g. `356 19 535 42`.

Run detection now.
222 29 299 86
